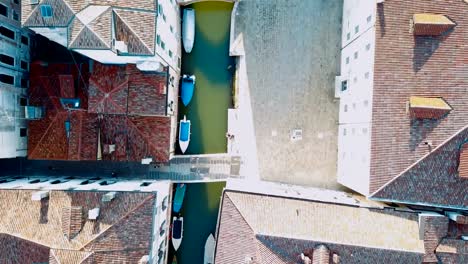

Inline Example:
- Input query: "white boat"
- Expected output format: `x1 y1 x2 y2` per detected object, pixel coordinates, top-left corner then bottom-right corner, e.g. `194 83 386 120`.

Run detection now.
182 8 195 53
204 233 215 264
172 216 183 251
178 116 191 153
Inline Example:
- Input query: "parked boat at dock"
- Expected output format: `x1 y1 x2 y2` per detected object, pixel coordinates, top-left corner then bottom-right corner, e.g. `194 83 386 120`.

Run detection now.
179 116 191 154
182 8 195 53
204 234 215 264
173 183 186 213
172 216 184 251
181 74 196 106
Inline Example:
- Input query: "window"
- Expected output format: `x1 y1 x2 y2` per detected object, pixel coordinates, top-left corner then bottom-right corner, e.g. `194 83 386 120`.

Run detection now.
161 41 165 50
363 100 369 107
346 32 350 40
21 61 28 70
367 15 372 23
163 14 166 21
168 50 173 58
21 78 28 88
178 57 181 69
0 54 15 66
156 34 161 45
21 35 28 46
20 128 27 137
354 51 358 59
362 128 368 134
0 26 15 40
0 4 7 17
14 0 19 4
344 104 348 112
40 5 53 18
158 4 163 15
366 43 371 51
170 25 173 33
354 25 359 34
345 57 349 64
341 80 348 91
19 97 27 106
12 11 19 21
0 74 14 85
343 128 347 136
353 76 358 83
364 72 370 79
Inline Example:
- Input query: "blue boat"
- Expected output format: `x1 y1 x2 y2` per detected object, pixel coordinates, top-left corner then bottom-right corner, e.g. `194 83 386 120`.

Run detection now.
181 74 196 106
179 116 191 153
173 183 186 213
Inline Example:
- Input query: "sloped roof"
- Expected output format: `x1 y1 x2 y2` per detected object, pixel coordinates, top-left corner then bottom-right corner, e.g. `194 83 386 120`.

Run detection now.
69 6 112 49
0 190 155 262
0 233 50 263
215 191 428 264
371 126 468 209
368 0 468 208
113 9 156 55
22 0 75 27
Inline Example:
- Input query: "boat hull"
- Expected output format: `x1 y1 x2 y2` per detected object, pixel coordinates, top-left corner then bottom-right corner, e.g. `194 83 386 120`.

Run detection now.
179 116 191 154
181 75 195 106
173 183 186 213
172 217 183 251
204 234 216 264
183 9 195 53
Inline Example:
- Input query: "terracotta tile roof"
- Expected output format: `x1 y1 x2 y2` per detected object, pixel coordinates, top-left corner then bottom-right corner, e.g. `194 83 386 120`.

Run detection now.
371 126 468 209
113 9 156 55
22 0 74 27
368 0 468 208
459 142 468 178
436 239 468 263
419 214 449 262
28 62 171 162
0 234 50 263
215 191 431 264
0 190 156 263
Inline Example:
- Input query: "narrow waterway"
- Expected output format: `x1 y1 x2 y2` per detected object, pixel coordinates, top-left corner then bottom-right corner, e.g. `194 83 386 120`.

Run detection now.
169 182 225 264
178 1 234 155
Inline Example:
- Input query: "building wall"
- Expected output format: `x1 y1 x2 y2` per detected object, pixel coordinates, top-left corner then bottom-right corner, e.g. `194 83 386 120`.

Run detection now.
155 0 182 72
149 182 171 264
337 0 376 195
0 0 33 158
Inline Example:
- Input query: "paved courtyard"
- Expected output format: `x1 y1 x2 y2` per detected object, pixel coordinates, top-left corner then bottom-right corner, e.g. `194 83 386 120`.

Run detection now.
233 0 343 189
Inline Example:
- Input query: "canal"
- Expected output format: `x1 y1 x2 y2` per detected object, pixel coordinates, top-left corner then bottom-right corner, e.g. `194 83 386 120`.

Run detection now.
169 182 225 264
178 1 235 155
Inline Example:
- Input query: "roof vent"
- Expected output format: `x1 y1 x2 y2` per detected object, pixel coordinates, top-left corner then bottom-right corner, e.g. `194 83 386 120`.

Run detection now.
244 256 253 264
103 144 116 154
290 129 303 141
300 253 311 264
409 96 452 119
88 208 100 220
412 14 455 36
102 192 116 202
313 245 330 264
32 191 49 201
114 40 128 54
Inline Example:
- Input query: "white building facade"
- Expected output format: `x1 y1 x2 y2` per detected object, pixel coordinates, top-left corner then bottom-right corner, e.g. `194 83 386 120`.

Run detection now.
337 0 377 195
0 0 34 158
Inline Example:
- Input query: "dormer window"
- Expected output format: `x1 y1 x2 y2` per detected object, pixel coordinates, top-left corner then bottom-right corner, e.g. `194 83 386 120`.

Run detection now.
40 5 53 18
409 96 452 119
412 14 455 36
459 143 468 178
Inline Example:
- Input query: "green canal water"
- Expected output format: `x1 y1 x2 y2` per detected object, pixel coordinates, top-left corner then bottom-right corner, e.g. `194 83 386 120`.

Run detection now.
170 182 226 264
178 1 235 155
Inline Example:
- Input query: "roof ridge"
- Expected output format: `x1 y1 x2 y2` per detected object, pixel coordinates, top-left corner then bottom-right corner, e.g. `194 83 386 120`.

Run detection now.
70 24 109 49
113 9 153 54
78 194 154 250
370 124 468 197
224 192 257 233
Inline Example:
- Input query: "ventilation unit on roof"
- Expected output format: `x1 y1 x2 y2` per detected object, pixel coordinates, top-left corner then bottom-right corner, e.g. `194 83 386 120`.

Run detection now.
290 129 303 142
32 191 49 201
102 192 116 202
88 208 100 220
114 40 128 55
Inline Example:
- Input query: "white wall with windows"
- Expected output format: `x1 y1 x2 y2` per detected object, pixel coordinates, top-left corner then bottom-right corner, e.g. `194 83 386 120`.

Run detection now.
155 0 182 72
149 181 171 264
337 0 377 195
0 0 33 159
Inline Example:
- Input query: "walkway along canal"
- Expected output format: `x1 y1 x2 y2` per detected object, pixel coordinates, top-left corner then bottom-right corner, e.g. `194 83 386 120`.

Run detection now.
177 1 235 155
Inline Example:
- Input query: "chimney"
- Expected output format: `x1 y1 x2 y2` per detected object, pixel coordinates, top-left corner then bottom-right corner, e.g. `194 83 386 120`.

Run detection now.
88 208 100 220
458 143 468 178
61 206 83 239
312 245 330 264
32 191 49 201
418 213 449 263
102 192 116 202
412 14 455 36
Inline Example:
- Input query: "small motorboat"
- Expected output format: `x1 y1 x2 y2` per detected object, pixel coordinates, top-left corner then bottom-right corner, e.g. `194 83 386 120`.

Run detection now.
182 8 195 53
179 116 191 154
172 216 184 251
173 183 186 213
181 74 196 106
204 234 216 264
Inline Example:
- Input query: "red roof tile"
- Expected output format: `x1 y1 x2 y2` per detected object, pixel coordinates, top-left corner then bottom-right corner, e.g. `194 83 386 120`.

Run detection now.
369 0 468 206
